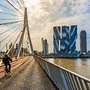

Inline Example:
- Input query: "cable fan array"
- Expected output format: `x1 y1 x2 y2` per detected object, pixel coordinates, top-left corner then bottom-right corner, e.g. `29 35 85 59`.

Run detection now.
0 0 31 56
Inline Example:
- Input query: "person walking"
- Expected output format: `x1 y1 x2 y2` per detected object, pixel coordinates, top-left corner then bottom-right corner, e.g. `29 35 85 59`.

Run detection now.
2 54 12 74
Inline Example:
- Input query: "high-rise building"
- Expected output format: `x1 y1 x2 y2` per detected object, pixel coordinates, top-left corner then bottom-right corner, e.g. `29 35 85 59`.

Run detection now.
69 25 77 53
53 25 77 55
80 30 87 54
60 25 77 54
53 26 61 54
42 38 48 56
43 39 48 55
41 38 44 55
60 26 69 53
62 26 69 39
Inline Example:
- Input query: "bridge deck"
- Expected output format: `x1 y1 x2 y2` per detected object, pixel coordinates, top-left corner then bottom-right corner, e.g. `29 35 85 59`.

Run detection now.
0 56 57 90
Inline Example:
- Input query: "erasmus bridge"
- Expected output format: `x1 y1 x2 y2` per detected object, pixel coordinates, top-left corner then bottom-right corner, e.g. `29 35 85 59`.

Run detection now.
0 0 90 90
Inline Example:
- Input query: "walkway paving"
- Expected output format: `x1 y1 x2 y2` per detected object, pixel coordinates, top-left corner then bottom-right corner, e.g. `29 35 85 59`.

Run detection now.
0 56 57 90
0 56 30 84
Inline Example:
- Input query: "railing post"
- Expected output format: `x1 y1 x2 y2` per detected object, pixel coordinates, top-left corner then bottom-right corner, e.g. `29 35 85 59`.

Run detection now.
61 70 69 90
35 56 90 90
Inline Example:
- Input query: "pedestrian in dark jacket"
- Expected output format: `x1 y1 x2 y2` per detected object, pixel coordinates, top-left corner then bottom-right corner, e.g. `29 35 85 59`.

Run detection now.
2 54 12 73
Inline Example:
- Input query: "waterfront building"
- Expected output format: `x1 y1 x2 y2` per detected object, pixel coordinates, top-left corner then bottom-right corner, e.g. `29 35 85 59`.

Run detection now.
80 30 87 54
60 25 77 54
53 25 77 55
69 25 77 53
42 39 48 56
41 38 44 55
60 26 69 53
43 39 48 55
53 26 60 54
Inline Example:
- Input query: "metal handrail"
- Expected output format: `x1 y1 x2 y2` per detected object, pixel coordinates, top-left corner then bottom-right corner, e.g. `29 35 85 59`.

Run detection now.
34 56 90 90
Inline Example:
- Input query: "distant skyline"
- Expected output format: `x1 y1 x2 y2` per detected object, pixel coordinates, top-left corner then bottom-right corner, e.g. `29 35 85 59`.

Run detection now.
24 0 90 53
0 0 90 53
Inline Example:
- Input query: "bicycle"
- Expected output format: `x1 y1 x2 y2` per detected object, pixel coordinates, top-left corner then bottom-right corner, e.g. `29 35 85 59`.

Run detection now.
4 65 11 78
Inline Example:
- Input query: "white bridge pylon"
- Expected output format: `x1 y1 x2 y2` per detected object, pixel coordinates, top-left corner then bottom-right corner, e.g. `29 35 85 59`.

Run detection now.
6 7 34 58
15 7 34 58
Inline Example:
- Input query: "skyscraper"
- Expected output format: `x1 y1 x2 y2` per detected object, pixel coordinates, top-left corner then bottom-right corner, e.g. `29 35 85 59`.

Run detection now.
69 25 77 53
42 38 48 56
80 30 87 54
53 25 77 55
53 26 61 54
44 39 48 55
60 25 77 54
60 26 69 53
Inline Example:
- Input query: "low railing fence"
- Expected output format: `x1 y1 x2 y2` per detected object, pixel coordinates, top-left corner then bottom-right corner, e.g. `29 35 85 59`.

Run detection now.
34 56 90 90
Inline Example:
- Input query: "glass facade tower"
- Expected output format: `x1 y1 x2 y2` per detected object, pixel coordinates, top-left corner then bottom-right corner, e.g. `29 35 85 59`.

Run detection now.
53 26 60 54
80 30 87 54
53 25 77 55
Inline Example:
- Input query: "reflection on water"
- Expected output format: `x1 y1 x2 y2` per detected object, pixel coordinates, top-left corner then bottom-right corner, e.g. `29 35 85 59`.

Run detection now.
46 58 90 79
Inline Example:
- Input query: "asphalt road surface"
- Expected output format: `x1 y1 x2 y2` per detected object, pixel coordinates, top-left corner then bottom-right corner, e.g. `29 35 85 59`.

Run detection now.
0 56 56 90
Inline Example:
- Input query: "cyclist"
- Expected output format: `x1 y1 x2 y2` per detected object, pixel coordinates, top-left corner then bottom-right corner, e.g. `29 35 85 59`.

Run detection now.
2 54 12 74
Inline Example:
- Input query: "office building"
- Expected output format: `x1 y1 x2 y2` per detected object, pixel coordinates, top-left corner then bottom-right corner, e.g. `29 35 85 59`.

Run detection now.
60 26 69 53
42 38 48 56
53 26 60 54
80 30 87 54
53 25 77 55
69 25 77 53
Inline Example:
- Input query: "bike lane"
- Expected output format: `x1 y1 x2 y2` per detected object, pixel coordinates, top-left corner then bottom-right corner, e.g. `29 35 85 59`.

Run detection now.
0 56 30 85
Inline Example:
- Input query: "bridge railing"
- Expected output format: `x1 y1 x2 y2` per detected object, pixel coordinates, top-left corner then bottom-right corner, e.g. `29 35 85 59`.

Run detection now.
34 56 90 90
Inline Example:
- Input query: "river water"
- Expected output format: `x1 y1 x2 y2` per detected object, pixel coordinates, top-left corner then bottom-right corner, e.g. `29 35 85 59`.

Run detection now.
46 58 90 79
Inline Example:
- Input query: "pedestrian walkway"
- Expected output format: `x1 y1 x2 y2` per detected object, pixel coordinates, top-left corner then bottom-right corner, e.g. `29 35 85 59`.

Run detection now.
0 56 57 90
0 56 29 84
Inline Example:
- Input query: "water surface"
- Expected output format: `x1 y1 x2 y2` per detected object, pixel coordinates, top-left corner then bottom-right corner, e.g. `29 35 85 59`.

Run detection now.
46 58 90 79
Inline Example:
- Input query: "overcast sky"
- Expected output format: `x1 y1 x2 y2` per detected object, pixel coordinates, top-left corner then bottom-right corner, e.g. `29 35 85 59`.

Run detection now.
0 0 90 53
